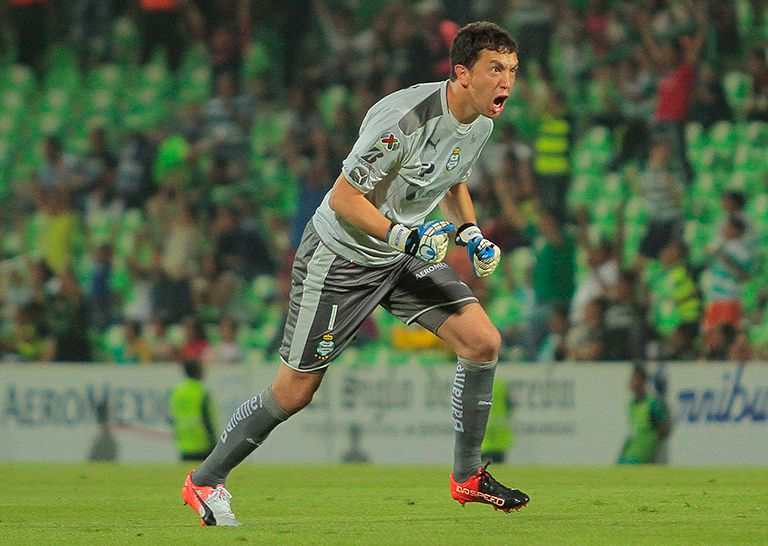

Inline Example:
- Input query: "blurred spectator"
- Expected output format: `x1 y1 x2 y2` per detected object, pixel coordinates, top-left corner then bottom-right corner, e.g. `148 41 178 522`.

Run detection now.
38 136 86 193
551 2 585 86
645 239 701 344
147 317 177 362
603 270 645 361
118 320 153 364
638 0 708 184
162 202 202 279
380 5 430 87
660 323 700 361
637 137 685 262
618 364 670 464
565 297 606 361
46 269 92 362
8 0 52 75
1 301 50 362
202 316 244 365
208 25 246 91
417 0 460 80
211 204 276 278
88 243 115 331
122 239 154 323
169 359 217 461
479 124 537 252
690 63 732 128
69 0 112 69
149 247 195 324
701 215 754 348
532 86 572 218
745 47 768 121
82 127 119 205
178 315 210 361
608 53 656 172
138 0 201 71
116 132 155 209
715 190 754 245
203 71 253 165
524 209 576 359
504 0 555 79
536 304 569 363
37 189 81 276
571 208 620 325
705 322 737 361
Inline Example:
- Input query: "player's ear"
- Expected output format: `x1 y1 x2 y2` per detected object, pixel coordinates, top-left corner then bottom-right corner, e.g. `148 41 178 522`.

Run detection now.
454 63 471 87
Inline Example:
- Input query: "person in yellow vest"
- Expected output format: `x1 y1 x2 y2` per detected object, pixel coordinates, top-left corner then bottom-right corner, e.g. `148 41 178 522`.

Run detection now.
169 360 218 461
533 86 572 218
481 378 514 463
618 364 671 464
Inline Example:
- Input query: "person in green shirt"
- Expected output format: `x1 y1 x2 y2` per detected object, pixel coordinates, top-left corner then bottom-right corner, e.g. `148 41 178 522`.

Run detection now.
169 360 218 461
618 364 671 464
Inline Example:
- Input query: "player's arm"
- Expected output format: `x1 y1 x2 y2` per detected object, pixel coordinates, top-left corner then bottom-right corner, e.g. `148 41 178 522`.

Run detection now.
328 172 392 241
440 183 501 277
329 172 454 263
440 182 477 228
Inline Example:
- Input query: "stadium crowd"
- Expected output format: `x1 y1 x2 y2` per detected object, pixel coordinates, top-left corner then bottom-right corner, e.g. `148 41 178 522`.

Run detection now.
0 0 767 365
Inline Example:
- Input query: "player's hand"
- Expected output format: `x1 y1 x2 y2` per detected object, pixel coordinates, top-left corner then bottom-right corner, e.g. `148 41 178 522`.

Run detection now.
387 220 454 263
455 223 501 277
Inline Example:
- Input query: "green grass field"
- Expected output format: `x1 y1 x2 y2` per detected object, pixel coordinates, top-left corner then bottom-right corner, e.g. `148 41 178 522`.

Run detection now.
3 464 767 545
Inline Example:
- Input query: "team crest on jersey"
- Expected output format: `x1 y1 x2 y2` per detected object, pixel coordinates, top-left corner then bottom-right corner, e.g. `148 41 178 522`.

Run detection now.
446 147 461 171
379 132 400 151
316 333 335 359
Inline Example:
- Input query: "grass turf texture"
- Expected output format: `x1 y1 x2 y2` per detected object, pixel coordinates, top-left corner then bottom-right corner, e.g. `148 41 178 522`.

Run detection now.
4 464 767 545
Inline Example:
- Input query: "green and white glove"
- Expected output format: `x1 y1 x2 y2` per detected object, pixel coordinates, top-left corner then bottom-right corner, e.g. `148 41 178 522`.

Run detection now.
386 220 455 263
455 223 501 277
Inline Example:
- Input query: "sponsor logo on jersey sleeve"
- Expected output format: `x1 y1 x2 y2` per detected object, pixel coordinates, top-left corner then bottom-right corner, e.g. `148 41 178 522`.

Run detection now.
379 132 400 151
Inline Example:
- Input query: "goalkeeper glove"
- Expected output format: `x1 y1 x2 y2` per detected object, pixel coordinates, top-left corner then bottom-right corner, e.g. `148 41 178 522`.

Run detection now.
386 220 454 263
455 223 501 277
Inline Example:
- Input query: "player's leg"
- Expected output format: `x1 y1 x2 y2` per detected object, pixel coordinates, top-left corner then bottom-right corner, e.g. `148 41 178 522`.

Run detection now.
384 259 528 511
436 302 500 481
437 303 529 512
181 364 317 526
191 363 323 487
182 223 397 525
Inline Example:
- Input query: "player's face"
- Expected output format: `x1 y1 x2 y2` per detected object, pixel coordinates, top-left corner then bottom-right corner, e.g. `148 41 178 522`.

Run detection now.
465 49 518 119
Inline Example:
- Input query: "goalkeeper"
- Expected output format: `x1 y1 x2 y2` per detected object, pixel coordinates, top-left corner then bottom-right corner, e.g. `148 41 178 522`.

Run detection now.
181 21 529 526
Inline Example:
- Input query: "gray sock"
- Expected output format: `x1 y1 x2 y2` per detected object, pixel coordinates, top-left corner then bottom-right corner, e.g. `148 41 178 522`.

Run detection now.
451 357 496 482
192 386 289 486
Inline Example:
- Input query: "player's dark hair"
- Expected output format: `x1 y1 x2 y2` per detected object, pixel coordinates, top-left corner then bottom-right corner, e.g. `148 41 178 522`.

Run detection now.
450 21 517 80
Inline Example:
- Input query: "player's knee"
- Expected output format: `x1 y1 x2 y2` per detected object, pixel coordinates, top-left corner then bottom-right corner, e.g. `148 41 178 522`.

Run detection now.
272 375 321 415
462 326 501 362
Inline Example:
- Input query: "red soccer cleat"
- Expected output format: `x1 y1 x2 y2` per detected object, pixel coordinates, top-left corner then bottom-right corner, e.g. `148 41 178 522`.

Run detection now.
450 464 530 513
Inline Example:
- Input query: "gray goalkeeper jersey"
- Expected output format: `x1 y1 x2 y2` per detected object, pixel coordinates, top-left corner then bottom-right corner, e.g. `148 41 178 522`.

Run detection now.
311 80 493 266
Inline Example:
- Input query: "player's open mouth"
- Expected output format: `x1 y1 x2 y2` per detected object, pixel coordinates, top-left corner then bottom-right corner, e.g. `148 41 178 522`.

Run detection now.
492 95 507 112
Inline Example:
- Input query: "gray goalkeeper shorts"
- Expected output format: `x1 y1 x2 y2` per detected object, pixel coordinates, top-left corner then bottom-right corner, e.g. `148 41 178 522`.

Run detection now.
279 222 478 372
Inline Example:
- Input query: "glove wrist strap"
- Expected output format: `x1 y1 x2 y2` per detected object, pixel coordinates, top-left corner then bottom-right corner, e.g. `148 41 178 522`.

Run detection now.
386 223 412 253
455 223 483 246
